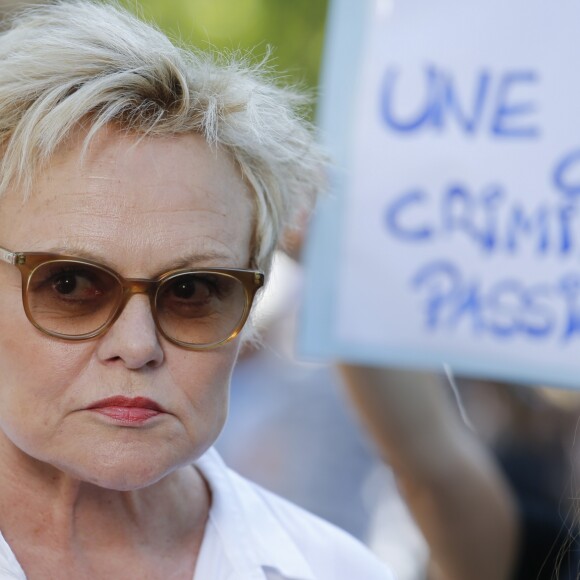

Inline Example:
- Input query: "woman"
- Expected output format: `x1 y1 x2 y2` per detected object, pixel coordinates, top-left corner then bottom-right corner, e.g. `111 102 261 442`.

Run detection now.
340 366 520 580
0 2 393 578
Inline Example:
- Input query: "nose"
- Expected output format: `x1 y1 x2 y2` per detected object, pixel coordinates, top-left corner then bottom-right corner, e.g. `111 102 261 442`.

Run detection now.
96 294 164 369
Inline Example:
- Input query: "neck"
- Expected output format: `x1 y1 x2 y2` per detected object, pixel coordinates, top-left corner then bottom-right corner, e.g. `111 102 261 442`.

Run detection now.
0 432 210 570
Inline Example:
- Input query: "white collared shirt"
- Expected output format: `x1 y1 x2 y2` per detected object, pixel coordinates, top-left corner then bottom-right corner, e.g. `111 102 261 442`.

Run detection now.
194 448 394 580
0 448 395 579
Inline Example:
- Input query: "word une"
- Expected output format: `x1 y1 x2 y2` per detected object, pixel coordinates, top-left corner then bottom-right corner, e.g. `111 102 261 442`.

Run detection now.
380 65 539 138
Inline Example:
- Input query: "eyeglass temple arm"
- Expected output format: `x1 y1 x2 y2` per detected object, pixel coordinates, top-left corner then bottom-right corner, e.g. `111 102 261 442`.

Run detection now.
0 246 17 265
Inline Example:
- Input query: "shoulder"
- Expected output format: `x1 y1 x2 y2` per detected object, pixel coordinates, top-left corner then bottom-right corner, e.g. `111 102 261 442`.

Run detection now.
195 448 395 580
250 477 395 579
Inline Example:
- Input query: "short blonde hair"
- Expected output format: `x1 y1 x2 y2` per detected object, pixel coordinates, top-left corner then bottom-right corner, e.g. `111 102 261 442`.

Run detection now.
0 1 326 273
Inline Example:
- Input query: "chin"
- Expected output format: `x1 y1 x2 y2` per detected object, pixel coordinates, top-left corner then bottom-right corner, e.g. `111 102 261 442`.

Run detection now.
54 442 202 491
75 459 173 491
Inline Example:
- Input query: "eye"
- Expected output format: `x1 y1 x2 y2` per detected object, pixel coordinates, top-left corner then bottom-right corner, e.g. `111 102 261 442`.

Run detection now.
167 275 215 303
30 263 117 306
47 268 99 300
27 262 121 331
158 272 240 321
52 270 101 298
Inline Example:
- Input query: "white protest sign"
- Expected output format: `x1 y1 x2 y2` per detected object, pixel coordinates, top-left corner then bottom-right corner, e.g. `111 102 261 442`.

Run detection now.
300 0 580 388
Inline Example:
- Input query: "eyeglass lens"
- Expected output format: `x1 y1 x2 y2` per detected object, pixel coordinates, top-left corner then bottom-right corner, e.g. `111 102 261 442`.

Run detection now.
156 272 246 345
25 261 248 345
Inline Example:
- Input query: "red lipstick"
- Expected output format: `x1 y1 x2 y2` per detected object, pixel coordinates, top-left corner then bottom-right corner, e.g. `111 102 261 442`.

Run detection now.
87 396 165 424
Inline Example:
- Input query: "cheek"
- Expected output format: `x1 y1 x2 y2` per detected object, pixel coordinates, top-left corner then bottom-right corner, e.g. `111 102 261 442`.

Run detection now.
0 325 91 436
166 343 240 439
0 282 76 398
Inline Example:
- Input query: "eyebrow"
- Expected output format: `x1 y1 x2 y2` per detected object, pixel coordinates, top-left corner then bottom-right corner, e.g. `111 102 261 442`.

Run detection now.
44 246 238 274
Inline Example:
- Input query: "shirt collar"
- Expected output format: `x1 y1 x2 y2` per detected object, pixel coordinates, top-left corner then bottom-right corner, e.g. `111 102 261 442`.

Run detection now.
195 448 316 580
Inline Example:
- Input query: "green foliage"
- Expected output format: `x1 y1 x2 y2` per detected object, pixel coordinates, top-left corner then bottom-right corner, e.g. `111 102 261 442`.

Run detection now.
132 0 329 113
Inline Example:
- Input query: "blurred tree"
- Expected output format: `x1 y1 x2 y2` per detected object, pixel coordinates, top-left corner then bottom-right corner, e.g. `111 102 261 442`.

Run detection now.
133 0 329 115
0 0 45 20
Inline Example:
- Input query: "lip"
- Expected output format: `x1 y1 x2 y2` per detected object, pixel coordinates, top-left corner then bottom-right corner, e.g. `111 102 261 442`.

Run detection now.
88 396 166 411
87 396 167 424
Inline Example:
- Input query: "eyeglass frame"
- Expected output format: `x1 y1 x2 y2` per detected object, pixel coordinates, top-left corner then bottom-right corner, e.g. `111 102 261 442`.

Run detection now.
0 246 265 350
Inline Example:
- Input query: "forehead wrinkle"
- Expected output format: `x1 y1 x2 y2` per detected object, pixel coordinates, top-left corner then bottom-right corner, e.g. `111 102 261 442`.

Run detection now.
13 196 252 271
29 204 250 266
41 186 248 219
46 205 229 222
32 188 239 229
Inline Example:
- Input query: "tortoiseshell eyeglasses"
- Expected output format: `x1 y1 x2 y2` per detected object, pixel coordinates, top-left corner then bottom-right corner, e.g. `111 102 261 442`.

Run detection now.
0 246 264 350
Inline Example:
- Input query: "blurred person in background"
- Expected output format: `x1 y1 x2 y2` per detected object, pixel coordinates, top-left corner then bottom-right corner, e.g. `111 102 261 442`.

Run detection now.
340 365 579 580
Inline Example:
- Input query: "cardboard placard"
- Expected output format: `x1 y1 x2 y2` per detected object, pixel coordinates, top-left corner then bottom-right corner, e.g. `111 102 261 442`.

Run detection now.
301 0 580 388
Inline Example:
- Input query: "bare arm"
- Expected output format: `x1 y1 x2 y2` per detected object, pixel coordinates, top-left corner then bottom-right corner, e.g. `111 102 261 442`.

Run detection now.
339 365 520 580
